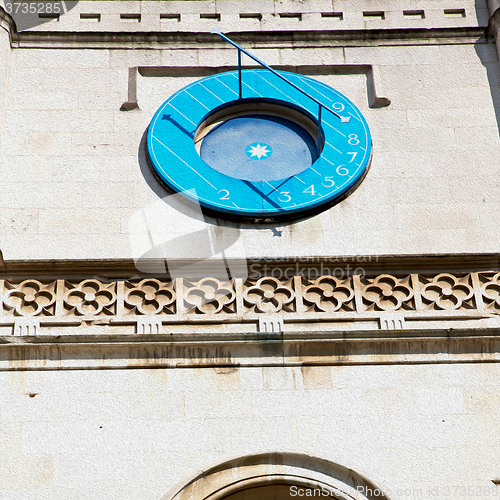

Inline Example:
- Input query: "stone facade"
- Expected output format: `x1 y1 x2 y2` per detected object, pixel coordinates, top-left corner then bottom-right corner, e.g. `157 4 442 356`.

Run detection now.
0 0 499 499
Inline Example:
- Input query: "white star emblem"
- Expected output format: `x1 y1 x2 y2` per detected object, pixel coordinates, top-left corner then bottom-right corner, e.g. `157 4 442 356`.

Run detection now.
247 143 271 159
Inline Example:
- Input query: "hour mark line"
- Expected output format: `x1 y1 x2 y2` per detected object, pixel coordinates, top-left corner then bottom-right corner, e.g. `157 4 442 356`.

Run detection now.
256 73 302 107
214 76 239 96
296 76 334 103
185 91 210 110
321 156 335 167
200 83 225 102
323 121 346 137
348 111 363 122
325 141 342 154
152 135 218 191
229 73 263 97
167 103 197 126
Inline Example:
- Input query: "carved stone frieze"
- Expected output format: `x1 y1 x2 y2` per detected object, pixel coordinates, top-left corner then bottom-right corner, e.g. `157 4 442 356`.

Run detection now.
0 270 499 336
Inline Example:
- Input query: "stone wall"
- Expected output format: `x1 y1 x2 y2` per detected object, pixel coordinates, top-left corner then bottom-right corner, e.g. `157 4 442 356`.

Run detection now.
1 363 500 499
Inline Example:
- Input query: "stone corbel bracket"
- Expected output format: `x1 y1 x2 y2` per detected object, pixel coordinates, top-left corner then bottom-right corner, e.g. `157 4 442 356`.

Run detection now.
259 315 284 334
366 65 391 108
120 67 143 111
379 312 405 331
121 64 390 112
136 316 162 335
13 317 40 336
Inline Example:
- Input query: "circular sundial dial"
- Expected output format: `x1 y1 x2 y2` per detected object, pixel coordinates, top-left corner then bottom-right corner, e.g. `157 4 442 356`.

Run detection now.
147 68 372 222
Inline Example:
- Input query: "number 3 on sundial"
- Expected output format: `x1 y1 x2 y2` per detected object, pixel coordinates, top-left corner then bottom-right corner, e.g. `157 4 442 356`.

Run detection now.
147 37 372 222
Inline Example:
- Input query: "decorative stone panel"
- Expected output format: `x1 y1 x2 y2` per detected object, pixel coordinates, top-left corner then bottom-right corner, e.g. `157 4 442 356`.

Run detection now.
124 278 175 316
419 273 475 311
359 275 415 312
184 277 236 314
478 272 500 312
63 279 117 316
302 276 355 313
2 280 56 317
243 277 295 314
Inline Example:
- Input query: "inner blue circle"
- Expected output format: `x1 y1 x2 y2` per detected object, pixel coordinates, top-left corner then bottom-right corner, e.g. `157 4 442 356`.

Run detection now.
200 114 318 181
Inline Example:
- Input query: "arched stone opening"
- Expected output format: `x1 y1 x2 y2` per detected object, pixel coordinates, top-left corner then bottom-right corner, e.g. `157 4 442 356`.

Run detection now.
160 453 390 500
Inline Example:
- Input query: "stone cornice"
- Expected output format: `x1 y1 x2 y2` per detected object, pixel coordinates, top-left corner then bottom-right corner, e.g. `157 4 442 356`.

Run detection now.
11 26 487 49
2 326 500 371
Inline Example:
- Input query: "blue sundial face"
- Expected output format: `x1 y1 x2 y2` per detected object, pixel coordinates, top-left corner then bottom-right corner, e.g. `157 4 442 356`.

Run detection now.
147 69 372 222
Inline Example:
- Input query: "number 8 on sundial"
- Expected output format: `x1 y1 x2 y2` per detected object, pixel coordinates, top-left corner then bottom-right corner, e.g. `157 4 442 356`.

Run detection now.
146 34 372 222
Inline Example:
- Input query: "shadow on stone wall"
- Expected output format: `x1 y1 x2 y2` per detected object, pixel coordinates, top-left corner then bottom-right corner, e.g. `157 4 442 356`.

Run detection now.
476 0 500 133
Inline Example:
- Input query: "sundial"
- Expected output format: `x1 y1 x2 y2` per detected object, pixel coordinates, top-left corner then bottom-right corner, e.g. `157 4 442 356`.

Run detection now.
146 31 372 222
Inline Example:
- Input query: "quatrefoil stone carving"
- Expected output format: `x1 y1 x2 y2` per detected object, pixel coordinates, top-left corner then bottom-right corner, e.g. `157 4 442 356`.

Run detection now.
184 278 235 314
479 272 500 312
125 279 175 315
64 279 117 316
244 277 295 313
361 275 414 311
3 280 56 316
420 273 474 311
302 276 355 312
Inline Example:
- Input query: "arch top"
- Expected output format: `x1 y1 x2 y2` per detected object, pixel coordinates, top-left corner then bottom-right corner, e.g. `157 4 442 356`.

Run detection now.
159 452 390 500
